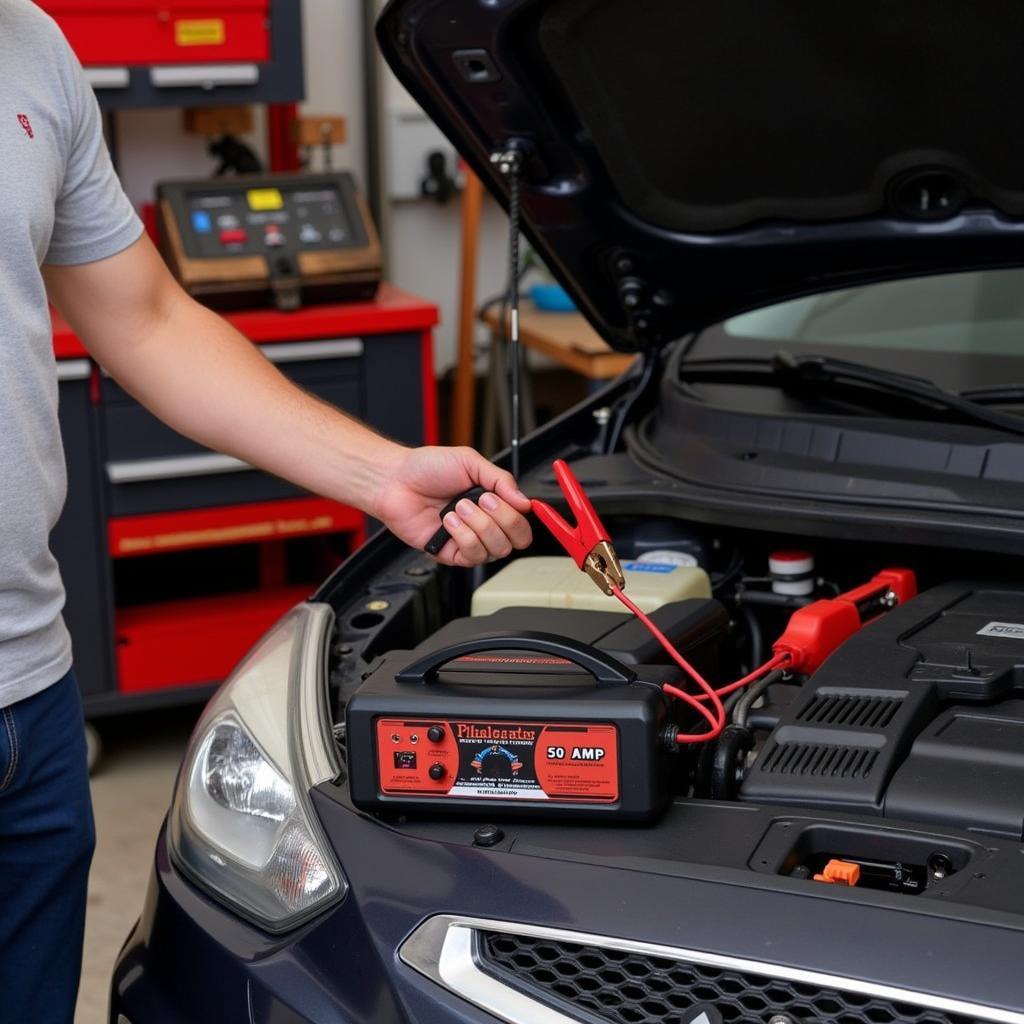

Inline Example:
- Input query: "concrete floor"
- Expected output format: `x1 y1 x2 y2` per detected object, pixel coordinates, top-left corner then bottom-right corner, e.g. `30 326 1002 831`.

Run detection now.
76 706 199 1024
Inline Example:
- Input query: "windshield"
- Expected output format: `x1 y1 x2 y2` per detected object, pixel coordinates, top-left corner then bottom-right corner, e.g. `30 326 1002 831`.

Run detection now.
693 269 1024 391
724 269 1024 355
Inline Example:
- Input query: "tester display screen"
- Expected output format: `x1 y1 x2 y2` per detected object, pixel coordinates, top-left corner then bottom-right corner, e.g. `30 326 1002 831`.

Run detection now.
178 178 369 259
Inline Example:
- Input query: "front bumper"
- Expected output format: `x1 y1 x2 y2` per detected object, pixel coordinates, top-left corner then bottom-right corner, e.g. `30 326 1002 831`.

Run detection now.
112 788 1024 1024
110 832 493 1024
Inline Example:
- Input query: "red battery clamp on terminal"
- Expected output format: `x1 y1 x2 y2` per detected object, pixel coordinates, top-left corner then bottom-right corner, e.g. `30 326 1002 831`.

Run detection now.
772 568 917 674
534 459 917 742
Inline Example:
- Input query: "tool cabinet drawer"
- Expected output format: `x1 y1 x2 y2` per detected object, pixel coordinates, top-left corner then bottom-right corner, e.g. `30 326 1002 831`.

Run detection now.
106 453 304 516
102 338 363 459
103 338 364 514
103 372 362 461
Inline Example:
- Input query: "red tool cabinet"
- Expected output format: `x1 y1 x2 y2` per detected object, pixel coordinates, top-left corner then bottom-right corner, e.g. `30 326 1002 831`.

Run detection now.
36 1 271 66
51 285 440 715
34 0 303 110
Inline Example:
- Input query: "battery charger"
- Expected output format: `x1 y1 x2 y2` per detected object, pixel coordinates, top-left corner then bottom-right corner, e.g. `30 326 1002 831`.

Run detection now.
346 632 679 822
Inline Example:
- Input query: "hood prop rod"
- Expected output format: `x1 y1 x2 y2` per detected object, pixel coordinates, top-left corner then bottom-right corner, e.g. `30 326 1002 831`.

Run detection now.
491 146 524 479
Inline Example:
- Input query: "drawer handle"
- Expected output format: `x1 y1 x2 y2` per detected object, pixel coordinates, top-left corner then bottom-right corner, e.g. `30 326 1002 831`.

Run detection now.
260 339 364 364
107 453 254 484
56 359 91 382
84 67 130 90
150 64 260 89
100 340 364 378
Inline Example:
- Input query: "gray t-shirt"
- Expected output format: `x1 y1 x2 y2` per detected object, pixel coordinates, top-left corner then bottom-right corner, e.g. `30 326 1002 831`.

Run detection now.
0 1 142 707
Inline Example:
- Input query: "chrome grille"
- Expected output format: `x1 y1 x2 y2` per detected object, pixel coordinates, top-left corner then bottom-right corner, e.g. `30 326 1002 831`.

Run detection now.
479 931 970 1024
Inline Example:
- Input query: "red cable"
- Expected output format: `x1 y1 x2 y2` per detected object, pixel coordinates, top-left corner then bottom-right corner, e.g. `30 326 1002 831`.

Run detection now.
694 653 791 702
609 584 789 745
610 584 724 743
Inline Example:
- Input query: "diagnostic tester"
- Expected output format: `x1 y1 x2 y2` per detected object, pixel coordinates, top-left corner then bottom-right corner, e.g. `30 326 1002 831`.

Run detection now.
157 171 382 311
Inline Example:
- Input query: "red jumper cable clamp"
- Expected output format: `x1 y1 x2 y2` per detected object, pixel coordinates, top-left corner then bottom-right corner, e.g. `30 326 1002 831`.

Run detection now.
532 459 626 596
772 568 917 674
533 459 736 742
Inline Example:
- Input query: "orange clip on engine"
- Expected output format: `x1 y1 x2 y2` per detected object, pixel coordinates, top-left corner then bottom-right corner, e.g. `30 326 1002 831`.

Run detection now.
813 859 862 886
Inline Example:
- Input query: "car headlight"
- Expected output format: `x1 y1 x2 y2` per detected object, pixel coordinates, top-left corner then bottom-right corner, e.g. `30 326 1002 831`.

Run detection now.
168 603 346 931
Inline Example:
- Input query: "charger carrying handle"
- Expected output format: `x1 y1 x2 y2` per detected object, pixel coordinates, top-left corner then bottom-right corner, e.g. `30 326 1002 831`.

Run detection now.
395 631 636 688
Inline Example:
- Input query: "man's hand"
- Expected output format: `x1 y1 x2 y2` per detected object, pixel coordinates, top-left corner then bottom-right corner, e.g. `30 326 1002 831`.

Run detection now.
373 446 533 567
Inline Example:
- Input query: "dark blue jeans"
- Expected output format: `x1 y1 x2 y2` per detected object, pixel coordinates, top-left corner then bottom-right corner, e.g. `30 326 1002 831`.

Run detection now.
0 670 95 1024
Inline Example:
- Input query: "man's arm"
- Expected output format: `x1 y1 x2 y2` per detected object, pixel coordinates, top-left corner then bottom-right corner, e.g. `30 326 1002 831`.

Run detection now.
43 235 532 567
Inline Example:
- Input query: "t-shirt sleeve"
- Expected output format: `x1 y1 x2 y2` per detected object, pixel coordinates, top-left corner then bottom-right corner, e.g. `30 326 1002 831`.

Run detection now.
44 33 144 266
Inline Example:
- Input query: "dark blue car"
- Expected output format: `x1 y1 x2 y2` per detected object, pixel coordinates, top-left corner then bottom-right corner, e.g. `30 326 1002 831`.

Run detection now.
112 1 1024 1021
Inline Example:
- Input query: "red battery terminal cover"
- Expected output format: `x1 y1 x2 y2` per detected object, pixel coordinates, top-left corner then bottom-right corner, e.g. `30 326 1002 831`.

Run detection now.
772 568 917 674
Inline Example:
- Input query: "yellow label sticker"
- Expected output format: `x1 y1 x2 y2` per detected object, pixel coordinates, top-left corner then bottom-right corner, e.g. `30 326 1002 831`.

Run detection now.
247 188 285 212
175 19 226 47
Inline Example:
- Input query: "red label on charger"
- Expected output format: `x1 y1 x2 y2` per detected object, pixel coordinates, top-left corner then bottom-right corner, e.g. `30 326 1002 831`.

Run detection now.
375 718 619 803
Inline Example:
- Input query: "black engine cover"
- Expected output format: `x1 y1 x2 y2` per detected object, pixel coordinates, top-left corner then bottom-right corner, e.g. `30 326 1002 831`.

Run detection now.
741 582 1024 838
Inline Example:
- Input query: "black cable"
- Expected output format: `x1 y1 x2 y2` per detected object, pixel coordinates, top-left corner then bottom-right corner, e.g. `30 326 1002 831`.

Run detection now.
735 589 813 609
605 349 658 455
711 549 744 594
740 604 763 668
733 669 784 729
723 687 747 717
746 709 783 731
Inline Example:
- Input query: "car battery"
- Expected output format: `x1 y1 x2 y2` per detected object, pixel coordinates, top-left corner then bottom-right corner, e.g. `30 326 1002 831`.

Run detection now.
346 632 681 822
470 555 711 616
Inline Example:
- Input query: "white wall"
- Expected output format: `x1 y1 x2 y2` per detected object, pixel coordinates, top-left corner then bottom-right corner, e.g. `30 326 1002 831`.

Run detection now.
117 106 267 206
118 0 367 203
301 0 366 185
387 194 510 374
114 0 507 376
375 11 509 374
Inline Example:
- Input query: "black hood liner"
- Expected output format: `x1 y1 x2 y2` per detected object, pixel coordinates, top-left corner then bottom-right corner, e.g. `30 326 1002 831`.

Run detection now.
540 0 1024 233
379 0 1024 352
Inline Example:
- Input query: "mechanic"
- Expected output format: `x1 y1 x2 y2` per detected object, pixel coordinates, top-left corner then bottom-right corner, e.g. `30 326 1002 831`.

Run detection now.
0 4 533 1021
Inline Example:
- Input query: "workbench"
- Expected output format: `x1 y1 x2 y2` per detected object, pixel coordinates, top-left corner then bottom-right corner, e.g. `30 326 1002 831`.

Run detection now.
479 299 636 450
481 299 637 380
52 284 439 714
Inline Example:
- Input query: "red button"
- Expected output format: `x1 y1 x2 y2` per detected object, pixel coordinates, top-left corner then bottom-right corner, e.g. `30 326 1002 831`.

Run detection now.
219 228 248 245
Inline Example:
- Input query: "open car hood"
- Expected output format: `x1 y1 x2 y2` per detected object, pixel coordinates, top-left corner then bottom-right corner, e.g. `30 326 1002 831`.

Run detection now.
378 0 1024 352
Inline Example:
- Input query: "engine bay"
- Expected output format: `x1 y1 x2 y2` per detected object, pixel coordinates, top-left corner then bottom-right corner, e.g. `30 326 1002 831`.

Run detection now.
327 462 1024 909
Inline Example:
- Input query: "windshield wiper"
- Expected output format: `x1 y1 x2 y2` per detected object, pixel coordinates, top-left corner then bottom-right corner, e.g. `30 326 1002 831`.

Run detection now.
959 384 1024 406
679 351 1024 437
